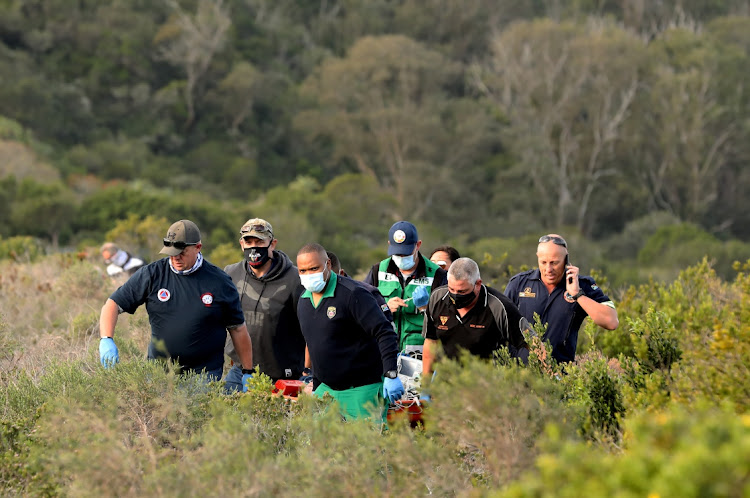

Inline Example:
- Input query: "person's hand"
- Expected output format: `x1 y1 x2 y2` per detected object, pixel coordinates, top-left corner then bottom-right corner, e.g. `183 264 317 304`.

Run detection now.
565 264 581 295
412 285 429 308
387 297 409 314
99 338 119 368
299 367 313 383
383 377 405 404
242 372 253 393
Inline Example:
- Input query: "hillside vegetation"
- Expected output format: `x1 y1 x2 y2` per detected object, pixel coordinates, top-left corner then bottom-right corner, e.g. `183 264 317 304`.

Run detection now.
0 0 749 284
1 254 748 496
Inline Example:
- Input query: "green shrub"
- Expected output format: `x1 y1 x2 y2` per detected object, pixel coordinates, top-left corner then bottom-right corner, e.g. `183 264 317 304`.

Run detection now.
0 236 44 262
561 353 626 437
505 404 750 498
629 308 682 375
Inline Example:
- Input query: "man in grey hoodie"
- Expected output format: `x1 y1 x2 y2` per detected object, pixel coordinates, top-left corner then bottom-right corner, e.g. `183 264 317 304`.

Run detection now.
223 218 306 392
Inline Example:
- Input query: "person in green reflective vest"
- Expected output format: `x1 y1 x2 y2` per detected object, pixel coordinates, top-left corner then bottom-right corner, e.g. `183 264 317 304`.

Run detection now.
364 221 448 353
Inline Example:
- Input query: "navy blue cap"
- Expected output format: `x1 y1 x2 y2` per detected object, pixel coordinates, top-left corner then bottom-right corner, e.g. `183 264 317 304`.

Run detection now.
388 221 418 256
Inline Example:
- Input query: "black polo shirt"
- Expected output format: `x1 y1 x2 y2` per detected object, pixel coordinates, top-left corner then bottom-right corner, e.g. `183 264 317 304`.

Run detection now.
422 285 528 360
110 258 245 372
504 269 614 363
297 274 399 391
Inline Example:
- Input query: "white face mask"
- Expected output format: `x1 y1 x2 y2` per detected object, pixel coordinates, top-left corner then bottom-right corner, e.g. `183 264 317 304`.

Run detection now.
392 253 416 271
300 271 327 293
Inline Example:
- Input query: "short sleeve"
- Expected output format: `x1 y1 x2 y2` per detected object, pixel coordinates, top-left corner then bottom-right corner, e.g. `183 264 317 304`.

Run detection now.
110 266 151 314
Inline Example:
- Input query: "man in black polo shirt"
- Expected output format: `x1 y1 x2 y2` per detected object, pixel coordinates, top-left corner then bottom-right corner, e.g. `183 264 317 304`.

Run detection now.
296 243 404 420
422 258 530 376
98 220 254 384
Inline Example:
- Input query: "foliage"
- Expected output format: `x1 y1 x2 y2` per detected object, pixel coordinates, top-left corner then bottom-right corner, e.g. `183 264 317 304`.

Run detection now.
505 403 750 497
0 236 44 263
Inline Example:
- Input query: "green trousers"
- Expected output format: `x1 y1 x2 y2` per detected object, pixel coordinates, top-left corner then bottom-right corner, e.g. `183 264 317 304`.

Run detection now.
314 381 385 422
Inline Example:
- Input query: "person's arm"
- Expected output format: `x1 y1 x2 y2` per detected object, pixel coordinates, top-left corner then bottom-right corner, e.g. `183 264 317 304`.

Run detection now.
577 298 619 330
99 298 120 338
352 287 398 373
304 345 312 369
228 324 253 370
422 338 439 377
362 265 377 287
565 272 619 330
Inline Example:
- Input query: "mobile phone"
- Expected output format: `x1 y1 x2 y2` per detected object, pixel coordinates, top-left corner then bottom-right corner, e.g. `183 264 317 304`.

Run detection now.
565 254 572 284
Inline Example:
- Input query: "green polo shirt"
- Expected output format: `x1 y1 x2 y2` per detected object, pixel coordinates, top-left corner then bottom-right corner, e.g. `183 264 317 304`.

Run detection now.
301 273 337 307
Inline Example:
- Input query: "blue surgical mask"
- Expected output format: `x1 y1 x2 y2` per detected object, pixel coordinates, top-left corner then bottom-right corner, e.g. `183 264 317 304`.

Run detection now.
392 253 416 271
300 271 327 293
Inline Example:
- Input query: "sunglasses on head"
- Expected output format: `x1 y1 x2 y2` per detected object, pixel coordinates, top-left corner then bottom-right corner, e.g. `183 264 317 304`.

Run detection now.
240 224 272 236
163 239 197 250
538 235 567 248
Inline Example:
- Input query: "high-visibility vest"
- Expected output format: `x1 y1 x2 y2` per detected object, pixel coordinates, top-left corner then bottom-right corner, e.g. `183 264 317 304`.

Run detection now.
377 256 439 349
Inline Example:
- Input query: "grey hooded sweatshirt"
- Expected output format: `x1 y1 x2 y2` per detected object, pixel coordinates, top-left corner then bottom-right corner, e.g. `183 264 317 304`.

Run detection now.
224 249 305 380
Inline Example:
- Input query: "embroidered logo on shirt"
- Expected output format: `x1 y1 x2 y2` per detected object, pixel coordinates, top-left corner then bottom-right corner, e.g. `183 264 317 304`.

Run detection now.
158 288 171 302
201 293 213 306
285 369 292 378
381 303 389 313
327 306 336 319
519 287 536 298
439 316 449 325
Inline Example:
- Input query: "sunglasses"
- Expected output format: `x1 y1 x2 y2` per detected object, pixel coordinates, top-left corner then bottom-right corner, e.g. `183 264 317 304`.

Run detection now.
538 235 567 248
240 224 272 236
163 239 198 251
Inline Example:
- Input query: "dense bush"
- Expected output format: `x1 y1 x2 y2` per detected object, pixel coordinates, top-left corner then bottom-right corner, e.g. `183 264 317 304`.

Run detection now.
1 252 748 495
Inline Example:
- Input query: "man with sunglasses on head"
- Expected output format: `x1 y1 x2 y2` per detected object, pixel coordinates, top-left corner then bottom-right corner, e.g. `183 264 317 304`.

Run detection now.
504 234 619 363
222 218 306 392
364 221 448 354
98 220 254 386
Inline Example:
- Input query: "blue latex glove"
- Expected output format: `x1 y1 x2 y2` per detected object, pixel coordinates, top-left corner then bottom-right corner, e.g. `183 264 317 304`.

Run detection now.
383 377 405 404
99 338 119 368
241 373 253 393
299 367 313 383
412 285 430 308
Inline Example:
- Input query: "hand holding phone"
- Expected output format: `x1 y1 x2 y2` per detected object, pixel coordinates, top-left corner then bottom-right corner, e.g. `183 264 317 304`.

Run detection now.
565 254 573 284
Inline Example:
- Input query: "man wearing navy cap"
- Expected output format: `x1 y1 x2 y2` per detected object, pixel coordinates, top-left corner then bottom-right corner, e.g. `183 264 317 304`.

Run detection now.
364 221 447 353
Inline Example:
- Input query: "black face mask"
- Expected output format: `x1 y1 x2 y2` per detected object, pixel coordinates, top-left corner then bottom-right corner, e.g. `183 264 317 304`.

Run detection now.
244 244 270 267
449 289 476 309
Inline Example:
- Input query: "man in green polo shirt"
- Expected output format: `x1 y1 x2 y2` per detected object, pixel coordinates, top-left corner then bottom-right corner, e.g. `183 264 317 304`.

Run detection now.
364 221 448 353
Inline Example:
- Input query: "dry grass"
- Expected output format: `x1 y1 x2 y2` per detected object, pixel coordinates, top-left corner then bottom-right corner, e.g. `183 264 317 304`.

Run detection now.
0 255 151 376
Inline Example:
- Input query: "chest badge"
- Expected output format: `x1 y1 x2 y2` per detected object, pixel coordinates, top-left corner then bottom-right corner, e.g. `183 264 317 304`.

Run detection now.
439 316 449 325
327 306 337 319
158 288 171 302
519 287 536 298
201 293 214 306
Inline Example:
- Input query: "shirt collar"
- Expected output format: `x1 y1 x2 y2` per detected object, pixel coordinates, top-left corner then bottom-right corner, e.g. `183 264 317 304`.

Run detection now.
169 252 203 275
301 272 338 304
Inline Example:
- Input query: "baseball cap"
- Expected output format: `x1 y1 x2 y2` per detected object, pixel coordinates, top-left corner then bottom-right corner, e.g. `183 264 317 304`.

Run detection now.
387 221 418 256
240 218 273 241
159 219 201 256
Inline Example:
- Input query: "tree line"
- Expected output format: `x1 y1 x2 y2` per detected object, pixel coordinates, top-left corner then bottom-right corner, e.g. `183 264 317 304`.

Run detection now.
1 0 749 285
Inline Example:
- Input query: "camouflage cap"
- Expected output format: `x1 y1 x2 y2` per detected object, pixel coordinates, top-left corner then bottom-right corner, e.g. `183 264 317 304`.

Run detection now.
239 218 273 242
159 219 201 256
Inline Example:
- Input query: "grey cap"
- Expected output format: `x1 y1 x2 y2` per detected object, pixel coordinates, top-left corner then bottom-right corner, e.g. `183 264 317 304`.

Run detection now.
159 219 201 256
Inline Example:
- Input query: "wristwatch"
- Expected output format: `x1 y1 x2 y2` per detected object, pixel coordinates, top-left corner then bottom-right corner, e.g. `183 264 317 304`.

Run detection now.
384 370 398 379
241 367 256 375
565 290 585 302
